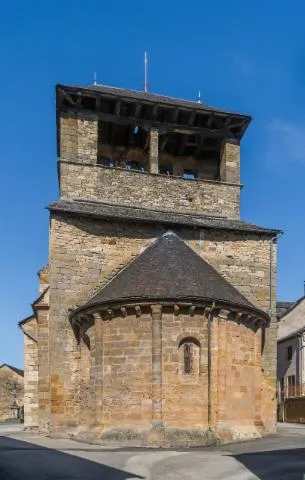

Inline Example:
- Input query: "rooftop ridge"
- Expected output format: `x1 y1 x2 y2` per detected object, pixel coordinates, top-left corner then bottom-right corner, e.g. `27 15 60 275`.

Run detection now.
87 82 206 107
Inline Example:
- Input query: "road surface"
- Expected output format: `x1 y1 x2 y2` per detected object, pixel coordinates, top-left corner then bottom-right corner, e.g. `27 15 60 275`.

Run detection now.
0 424 305 479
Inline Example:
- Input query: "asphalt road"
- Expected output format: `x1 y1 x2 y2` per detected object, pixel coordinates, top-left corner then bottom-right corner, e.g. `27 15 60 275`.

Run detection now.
1 424 305 479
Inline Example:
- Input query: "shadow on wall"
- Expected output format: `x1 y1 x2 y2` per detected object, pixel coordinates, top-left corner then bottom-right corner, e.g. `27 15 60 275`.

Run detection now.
0 436 144 479
232 448 305 479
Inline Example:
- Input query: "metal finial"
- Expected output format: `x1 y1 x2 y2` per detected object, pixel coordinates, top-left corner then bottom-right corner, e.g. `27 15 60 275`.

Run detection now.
93 72 97 86
197 90 201 104
144 51 148 93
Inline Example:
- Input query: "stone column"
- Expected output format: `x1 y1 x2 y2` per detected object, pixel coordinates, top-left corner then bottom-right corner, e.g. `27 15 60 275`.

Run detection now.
220 140 240 184
209 309 218 428
151 304 162 426
93 312 103 427
59 111 98 165
149 129 159 174
87 321 96 427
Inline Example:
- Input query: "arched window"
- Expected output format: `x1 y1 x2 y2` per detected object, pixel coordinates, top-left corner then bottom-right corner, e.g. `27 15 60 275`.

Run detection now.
184 343 192 374
179 337 200 378
125 160 145 172
97 156 115 168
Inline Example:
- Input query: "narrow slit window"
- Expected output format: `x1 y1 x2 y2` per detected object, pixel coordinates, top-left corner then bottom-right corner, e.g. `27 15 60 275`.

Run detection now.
184 343 192 374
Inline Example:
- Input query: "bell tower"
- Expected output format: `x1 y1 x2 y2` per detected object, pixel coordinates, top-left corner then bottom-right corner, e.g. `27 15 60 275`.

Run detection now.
56 84 250 220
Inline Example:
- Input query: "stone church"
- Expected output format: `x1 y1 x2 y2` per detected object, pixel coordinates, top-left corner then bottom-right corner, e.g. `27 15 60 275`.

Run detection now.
20 82 280 446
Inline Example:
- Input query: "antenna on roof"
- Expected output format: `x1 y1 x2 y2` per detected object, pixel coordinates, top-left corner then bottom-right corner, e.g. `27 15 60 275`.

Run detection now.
93 72 97 86
197 90 202 104
144 51 148 93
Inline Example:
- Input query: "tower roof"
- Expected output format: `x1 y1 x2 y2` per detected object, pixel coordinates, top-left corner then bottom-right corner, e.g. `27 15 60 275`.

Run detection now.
73 232 267 319
57 83 251 142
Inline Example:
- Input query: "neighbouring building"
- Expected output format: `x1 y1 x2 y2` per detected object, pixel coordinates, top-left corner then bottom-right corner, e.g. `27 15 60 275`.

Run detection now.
277 297 305 422
0 364 24 422
20 82 281 446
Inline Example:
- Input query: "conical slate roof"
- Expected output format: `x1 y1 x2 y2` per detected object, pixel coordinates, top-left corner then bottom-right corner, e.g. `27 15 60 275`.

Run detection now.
75 233 265 317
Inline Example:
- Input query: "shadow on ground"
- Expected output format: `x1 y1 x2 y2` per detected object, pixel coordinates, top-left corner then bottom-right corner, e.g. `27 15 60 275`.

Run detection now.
0 436 144 479
233 448 305 479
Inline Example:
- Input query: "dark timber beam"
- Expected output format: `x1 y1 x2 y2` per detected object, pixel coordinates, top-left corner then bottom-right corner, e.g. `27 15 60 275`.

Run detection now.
196 136 205 156
160 134 169 152
110 123 117 145
178 135 187 155
115 100 121 116
171 108 179 122
134 103 142 118
94 111 237 139
188 110 196 125
152 104 159 121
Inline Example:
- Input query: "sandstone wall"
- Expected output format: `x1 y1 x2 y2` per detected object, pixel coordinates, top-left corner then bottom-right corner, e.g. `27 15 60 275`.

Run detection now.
0 367 24 422
162 311 208 428
59 162 240 219
22 318 38 428
212 312 263 441
69 306 263 445
47 213 277 434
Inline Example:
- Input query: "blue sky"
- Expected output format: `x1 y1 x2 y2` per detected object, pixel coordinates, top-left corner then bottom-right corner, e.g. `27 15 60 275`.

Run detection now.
1 0 305 368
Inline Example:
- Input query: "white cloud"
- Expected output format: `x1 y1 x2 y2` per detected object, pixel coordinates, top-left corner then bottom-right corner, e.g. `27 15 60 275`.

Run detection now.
233 55 254 78
267 120 305 167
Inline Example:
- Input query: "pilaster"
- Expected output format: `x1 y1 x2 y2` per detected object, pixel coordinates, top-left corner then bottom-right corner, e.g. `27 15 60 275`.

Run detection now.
151 304 162 426
149 129 159 174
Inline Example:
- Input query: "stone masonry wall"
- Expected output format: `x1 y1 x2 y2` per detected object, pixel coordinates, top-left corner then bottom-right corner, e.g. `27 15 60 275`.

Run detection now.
212 312 262 441
22 318 38 428
162 311 209 429
59 112 97 165
220 141 240 184
102 313 152 430
67 306 264 445
0 367 24 422
48 213 277 433
59 162 241 219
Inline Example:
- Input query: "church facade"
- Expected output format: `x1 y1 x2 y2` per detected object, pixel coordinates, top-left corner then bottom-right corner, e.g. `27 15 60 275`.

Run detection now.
20 83 280 446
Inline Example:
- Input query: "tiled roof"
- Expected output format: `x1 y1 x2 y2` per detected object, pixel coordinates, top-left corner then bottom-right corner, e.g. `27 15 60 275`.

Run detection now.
276 301 296 320
74 232 267 320
277 296 305 341
18 314 35 327
58 83 250 119
0 364 24 377
48 199 281 236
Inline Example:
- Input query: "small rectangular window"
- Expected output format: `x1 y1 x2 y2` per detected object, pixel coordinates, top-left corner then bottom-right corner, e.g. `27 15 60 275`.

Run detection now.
184 344 192 374
287 375 296 397
287 346 293 361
